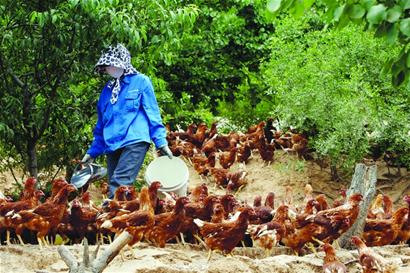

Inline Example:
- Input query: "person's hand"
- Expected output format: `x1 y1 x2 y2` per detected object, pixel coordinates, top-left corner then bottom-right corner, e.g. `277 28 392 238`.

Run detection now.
158 145 173 159
81 154 94 164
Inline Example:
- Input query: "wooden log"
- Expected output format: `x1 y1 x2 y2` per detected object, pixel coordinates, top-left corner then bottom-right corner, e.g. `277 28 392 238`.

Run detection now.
339 163 377 249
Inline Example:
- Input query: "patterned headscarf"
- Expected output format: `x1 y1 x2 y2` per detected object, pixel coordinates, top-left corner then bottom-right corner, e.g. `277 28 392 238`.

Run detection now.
95 44 139 104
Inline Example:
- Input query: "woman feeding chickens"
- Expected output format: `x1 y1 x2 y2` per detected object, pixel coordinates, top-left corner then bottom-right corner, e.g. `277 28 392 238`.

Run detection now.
81 44 172 199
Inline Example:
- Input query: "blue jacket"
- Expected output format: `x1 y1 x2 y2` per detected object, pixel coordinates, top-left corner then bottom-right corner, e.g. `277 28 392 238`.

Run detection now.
87 73 167 158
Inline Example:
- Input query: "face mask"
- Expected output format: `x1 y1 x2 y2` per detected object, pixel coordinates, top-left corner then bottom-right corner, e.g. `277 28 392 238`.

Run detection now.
106 66 124 78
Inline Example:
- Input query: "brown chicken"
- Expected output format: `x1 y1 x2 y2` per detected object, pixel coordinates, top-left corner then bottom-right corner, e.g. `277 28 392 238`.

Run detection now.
289 193 363 249
13 184 77 247
322 243 347 273
47 178 69 201
210 203 226 223
189 183 209 203
19 177 37 200
315 194 329 211
1 189 45 244
190 123 208 147
209 167 230 187
218 147 237 169
351 236 397 273
394 195 410 244
148 181 162 213
248 220 284 256
101 187 155 246
226 170 248 192
194 207 251 255
146 196 189 247
314 193 362 243
256 136 275 163
184 195 220 221
64 198 97 243
237 140 252 164
363 206 409 246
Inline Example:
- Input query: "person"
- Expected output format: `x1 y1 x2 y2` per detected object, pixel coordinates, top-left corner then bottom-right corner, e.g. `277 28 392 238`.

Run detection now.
81 43 172 199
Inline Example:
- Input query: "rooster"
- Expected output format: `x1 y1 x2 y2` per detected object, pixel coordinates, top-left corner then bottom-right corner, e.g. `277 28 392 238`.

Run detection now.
322 243 347 273
351 236 397 273
194 207 251 257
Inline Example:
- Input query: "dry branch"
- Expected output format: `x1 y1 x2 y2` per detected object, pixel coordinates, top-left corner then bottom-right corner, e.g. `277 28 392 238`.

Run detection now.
57 231 133 273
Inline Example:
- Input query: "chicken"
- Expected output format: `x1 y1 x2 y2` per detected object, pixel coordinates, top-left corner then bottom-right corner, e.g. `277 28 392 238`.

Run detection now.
188 183 209 203
382 195 393 219
363 206 409 246
101 187 155 246
13 184 77 247
184 195 220 221
211 203 226 223
248 221 284 256
351 236 397 273
209 167 230 187
1 189 45 244
256 136 275 163
20 177 38 200
293 193 363 247
148 181 162 213
65 198 97 243
315 194 329 211
190 123 208 147
394 195 410 244
146 196 189 247
47 178 68 201
295 199 319 228
220 194 239 217
194 207 251 255
264 117 276 144
113 186 130 201
206 122 218 141
322 243 347 273
226 170 248 192
317 194 362 241
218 147 237 169
264 192 275 209
237 140 252 164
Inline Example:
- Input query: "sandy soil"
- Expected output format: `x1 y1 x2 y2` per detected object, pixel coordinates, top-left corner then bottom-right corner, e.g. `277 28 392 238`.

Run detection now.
0 243 409 273
0 151 409 273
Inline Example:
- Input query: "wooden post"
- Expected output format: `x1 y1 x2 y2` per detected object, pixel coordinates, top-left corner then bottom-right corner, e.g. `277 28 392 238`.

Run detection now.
338 163 377 249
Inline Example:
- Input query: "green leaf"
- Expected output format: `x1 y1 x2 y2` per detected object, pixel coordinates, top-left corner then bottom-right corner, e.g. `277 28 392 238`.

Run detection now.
386 23 399 45
400 18 410 36
399 0 410 10
386 6 402 23
366 4 387 25
407 52 410 68
334 5 346 21
360 0 376 10
267 0 282 13
349 4 366 19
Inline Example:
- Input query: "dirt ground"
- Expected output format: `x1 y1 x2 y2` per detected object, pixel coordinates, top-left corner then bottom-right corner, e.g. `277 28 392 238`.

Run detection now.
0 151 409 273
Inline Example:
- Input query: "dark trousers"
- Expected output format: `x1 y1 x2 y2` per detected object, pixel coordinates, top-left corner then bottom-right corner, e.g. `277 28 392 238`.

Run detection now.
106 141 150 199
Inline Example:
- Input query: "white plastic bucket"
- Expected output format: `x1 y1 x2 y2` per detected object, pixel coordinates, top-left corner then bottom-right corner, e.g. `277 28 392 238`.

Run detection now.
145 156 189 197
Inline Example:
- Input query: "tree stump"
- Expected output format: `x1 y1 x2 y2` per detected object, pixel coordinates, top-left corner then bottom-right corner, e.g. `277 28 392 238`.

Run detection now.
57 231 133 273
338 163 377 249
